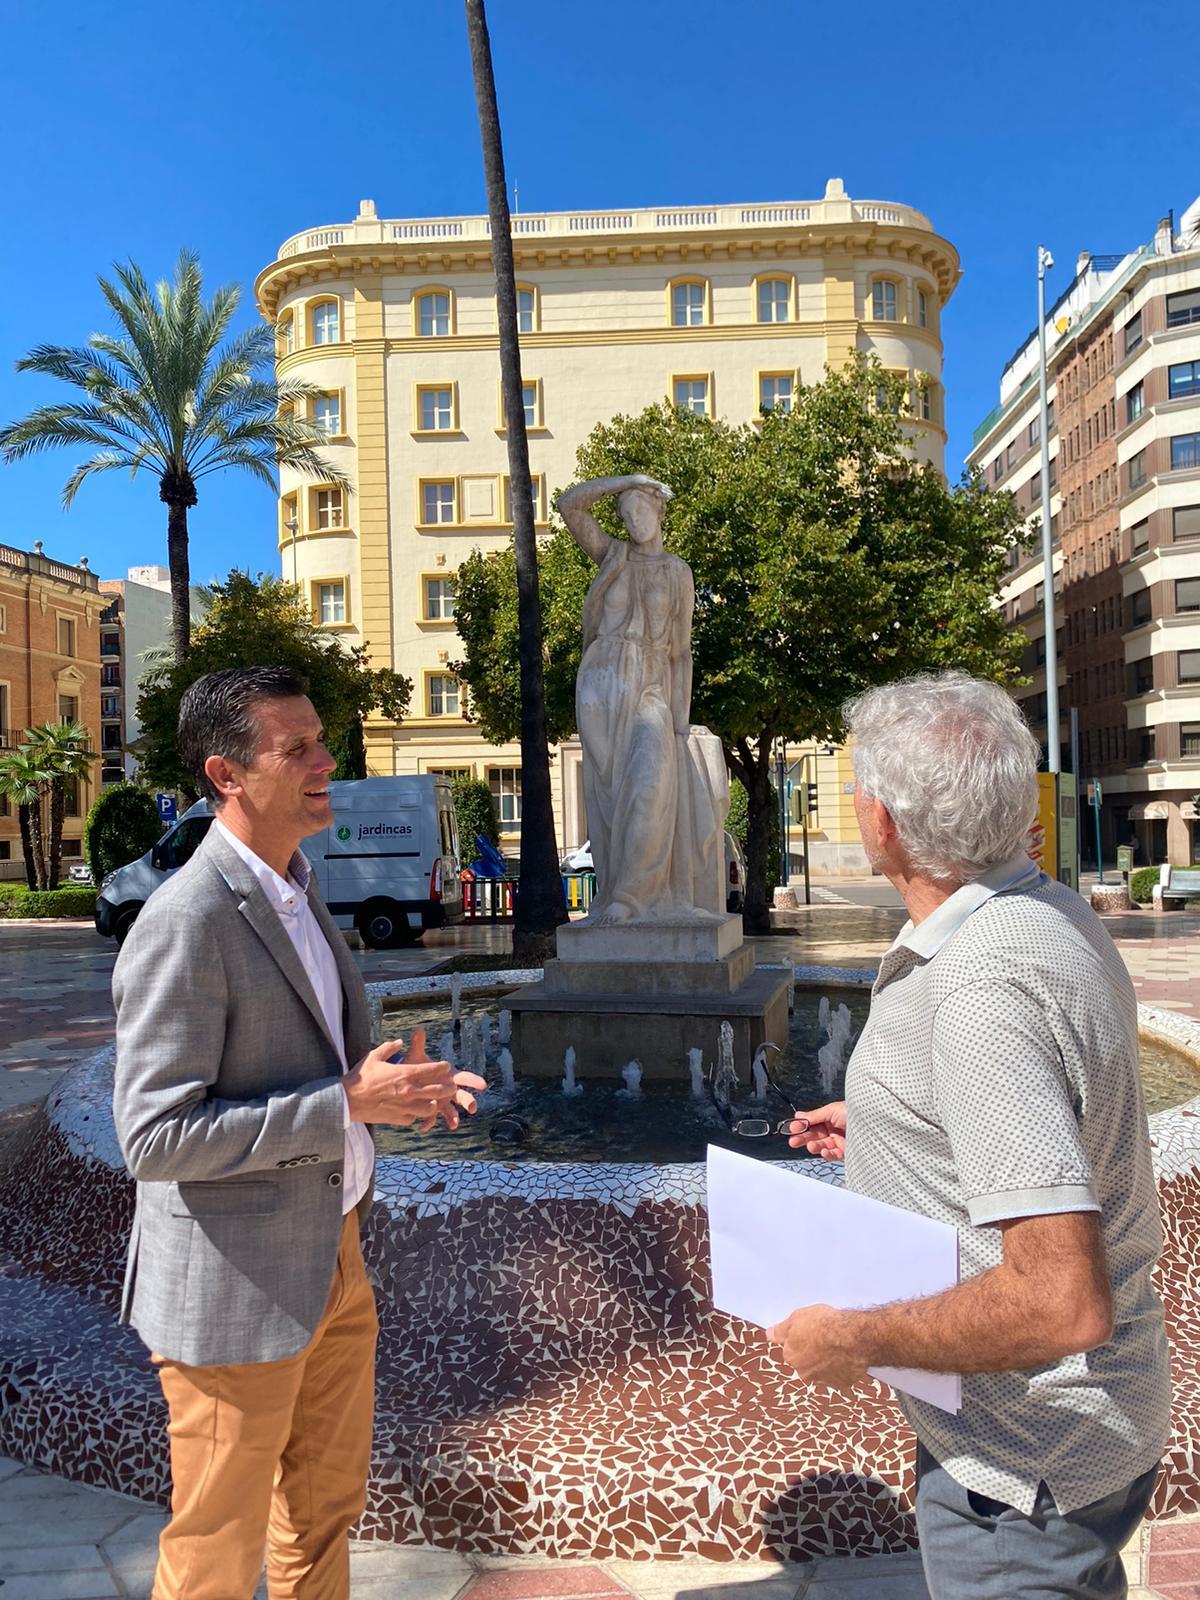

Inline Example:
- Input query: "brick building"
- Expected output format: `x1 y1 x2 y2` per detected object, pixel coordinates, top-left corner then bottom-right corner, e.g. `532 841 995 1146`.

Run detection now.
969 196 1200 868
0 541 102 873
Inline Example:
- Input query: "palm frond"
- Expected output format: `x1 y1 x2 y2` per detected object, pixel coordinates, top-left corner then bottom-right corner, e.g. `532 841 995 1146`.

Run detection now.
0 403 150 463
62 450 144 506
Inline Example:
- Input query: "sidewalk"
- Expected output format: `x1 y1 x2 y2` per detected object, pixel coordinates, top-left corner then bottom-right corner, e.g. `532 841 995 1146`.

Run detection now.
0 1456 1170 1600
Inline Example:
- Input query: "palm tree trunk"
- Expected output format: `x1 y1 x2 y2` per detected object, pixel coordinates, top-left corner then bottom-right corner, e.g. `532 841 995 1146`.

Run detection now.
161 474 196 662
17 802 37 890
48 781 65 890
28 792 48 891
464 0 566 964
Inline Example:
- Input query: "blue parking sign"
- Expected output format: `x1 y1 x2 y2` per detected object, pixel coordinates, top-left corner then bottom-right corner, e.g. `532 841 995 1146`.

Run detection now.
156 793 177 824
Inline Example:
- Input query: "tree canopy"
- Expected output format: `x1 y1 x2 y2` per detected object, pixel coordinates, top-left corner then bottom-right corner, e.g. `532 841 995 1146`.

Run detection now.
453 362 1028 926
136 571 411 793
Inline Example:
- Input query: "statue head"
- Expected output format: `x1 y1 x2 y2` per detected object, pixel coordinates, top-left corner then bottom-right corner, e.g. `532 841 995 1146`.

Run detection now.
616 482 673 547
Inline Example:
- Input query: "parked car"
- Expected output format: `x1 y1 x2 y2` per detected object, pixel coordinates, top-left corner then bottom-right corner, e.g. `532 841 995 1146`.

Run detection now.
67 861 93 885
560 833 747 914
93 776 462 948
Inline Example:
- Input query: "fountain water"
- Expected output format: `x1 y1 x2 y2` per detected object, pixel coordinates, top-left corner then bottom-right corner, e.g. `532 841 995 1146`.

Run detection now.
562 1046 583 1097
687 1047 706 1099
712 1022 738 1109
617 1060 643 1098
480 1011 492 1051
817 999 856 1096
496 1047 515 1092
498 1009 512 1045
436 1030 456 1070
750 1045 770 1102
449 974 465 1029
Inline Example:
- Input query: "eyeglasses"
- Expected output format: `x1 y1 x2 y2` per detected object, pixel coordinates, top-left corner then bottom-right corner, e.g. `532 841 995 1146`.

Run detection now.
709 1061 807 1141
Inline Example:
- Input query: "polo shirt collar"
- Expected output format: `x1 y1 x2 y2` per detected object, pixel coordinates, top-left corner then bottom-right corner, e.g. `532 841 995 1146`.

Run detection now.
892 852 1044 961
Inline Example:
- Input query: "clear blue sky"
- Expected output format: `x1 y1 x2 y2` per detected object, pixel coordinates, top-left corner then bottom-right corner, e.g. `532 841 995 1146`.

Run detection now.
1 0 1194 588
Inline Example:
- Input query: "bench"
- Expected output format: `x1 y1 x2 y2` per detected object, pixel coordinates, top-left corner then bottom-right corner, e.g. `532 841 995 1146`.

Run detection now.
1154 864 1200 910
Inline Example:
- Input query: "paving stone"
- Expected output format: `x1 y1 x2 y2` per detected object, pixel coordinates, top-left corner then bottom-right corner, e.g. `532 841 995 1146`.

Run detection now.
347 1541 473 1576
100 1511 168 1552
0 1514 135 1548
605 1560 803 1596
0 1459 25 1487
0 1544 108 1576
1153 1523 1200 1552
462 1568 630 1600
800 1575 929 1599
0 1571 119 1599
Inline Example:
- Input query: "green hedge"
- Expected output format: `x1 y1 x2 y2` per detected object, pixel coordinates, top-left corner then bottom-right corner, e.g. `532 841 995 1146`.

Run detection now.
0 884 98 919
1129 867 1160 905
85 783 162 888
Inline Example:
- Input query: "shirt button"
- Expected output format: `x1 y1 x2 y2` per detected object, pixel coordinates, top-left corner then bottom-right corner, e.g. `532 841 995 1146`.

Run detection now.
328 1172 343 1188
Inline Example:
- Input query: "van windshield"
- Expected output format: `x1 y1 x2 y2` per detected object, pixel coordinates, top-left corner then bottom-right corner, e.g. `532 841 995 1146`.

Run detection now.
158 814 214 871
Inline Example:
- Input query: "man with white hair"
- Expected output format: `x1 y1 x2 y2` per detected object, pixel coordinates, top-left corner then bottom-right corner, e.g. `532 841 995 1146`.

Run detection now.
768 671 1170 1599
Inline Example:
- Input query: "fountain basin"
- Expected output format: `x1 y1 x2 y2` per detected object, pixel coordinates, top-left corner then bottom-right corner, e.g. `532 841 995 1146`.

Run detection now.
2 975 1200 1561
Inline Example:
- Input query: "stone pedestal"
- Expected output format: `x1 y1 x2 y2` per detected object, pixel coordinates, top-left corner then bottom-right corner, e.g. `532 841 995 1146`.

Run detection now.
1091 883 1133 914
508 914 790 1080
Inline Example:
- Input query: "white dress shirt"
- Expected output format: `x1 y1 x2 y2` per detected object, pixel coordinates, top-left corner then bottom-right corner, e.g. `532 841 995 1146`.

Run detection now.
215 819 374 1214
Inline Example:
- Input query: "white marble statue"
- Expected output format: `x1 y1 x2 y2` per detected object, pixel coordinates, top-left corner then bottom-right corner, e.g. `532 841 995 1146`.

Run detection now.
556 474 729 926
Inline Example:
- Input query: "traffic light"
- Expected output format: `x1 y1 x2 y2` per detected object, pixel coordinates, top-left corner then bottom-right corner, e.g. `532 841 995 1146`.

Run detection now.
798 781 819 819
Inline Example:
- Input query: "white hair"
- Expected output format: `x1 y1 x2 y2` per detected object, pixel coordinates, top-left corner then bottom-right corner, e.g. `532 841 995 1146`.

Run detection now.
843 672 1040 884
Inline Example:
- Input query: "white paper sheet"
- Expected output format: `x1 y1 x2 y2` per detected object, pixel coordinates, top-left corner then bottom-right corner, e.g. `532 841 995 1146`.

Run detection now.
707 1144 961 1413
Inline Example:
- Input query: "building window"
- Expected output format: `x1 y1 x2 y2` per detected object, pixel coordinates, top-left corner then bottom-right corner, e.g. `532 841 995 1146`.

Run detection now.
1132 518 1150 552
1048 455 1058 488
1123 310 1143 355
670 280 706 328
993 458 1003 482
871 280 897 321
1132 727 1156 763
918 380 933 422
58 694 79 725
1007 441 1017 469
1174 505 1200 540
1129 588 1152 626
876 379 900 415
756 278 790 324
418 386 455 431
315 581 346 626
416 290 452 337
1169 361 1200 401
1180 650 1200 684
101 664 120 687
673 376 710 417
0 603 5 632
1128 450 1147 489
488 766 522 831
1130 658 1155 695
502 380 541 430
63 777 81 817
101 694 121 719
427 674 461 718
1167 289 1200 330
314 487 345 530
1183 723 1200 758
917 289 929 327
421 481 456 525
1171 433 1200 471
503 473 544 525
58 617 76 656
1177 577 1200 613
1126 382 1145 424
515 285 538 333
313 393 341 436
423 576 455 621
310 300 340 345
758 374 793 414
277 313 294 356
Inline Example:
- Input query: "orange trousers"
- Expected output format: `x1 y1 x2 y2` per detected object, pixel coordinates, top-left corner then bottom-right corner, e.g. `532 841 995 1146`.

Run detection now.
151 1212 378 1600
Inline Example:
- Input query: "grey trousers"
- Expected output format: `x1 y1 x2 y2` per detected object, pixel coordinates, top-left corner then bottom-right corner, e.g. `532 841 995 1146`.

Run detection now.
915 1442 1158 1599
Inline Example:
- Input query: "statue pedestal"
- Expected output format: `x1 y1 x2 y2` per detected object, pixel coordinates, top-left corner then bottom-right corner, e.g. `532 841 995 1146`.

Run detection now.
508 915 790 1081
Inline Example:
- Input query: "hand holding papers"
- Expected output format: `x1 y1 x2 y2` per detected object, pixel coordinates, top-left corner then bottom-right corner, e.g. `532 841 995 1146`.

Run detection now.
707 1145 961 1413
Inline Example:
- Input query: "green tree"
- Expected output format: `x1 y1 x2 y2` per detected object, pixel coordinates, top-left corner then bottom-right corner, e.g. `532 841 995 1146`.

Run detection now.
0 251 345 662
454 364 1026 929
0 745 51 889
84 784 163 887
135 571 411 794
464 0 566 962
450 774 501 857
23 722 99 888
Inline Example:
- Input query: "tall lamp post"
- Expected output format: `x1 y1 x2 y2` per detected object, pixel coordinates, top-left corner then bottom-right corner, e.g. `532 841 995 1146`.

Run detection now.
1036 244 1060 775
285 512 299 588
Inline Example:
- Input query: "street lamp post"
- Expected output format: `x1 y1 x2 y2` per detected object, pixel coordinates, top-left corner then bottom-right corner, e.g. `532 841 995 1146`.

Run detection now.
1037 245 1060 775
285 514 299 589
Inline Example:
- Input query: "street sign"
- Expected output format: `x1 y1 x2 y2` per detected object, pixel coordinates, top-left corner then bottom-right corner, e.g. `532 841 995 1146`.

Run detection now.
156 793 177 824
1087 780 1103 807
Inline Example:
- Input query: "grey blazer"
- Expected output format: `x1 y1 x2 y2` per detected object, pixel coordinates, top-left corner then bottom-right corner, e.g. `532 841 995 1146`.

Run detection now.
112 824 375 1367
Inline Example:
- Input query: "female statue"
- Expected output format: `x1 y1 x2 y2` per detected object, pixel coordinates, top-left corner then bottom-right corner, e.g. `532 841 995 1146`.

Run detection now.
556 474 727 927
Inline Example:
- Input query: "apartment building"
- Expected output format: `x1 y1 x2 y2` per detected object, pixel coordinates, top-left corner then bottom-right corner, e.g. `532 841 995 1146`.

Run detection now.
255 181 959 867
969 197 1200 867
0 540 102 872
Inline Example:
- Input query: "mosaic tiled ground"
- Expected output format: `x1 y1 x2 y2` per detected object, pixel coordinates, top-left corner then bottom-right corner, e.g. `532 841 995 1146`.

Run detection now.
3 978 1200 1564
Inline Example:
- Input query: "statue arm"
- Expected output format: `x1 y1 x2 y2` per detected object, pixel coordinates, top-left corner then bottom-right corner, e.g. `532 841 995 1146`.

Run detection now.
556 475 670 565
671 571 695 735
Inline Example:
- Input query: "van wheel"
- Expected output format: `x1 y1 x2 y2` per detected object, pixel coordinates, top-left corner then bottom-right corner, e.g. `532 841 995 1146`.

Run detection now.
356 900 418 950
112 905 142 947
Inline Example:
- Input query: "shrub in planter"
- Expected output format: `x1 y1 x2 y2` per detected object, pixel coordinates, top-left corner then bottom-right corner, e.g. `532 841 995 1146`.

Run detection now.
1129 867 1160 905
85 784 162 887
451 775 500 856
0 885 98 919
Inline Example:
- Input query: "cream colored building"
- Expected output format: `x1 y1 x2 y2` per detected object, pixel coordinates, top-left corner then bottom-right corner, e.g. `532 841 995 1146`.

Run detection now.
255 181 960 865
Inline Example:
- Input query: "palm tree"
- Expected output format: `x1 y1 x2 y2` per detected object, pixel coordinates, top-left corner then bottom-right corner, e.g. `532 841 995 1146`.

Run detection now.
23 722 98 888
464 0 567 962
0 252 346 661
0 744 52 890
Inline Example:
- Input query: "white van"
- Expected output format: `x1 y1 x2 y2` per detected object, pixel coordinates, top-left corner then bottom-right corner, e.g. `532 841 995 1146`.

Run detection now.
94 776 462 949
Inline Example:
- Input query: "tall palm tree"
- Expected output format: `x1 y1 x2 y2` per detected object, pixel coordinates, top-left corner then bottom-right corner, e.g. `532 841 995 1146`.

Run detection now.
23 721 98 888
0 744 52 890
464 0 567 962
0 252 346 661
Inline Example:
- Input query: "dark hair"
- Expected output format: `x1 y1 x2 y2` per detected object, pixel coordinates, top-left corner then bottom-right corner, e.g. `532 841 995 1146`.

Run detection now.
178 666 309 805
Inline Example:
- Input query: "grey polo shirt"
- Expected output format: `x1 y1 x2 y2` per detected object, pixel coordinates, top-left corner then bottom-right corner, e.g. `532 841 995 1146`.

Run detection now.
844 852 1171 1515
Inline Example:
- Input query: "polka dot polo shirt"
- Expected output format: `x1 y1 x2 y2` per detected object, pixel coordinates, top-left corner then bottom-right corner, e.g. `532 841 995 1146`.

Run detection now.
844 853 1171 1516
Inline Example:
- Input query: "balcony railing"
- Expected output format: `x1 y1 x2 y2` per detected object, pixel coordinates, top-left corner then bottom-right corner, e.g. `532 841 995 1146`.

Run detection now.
0 544 99 592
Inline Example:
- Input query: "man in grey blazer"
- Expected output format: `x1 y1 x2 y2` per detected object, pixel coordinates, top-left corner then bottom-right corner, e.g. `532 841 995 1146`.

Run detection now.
113 666 485 1600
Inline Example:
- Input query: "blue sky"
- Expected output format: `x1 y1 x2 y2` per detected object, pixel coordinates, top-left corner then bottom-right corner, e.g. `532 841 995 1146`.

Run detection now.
0 0 1194 587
